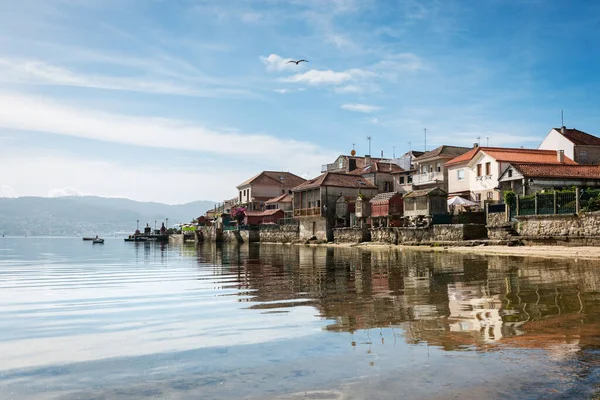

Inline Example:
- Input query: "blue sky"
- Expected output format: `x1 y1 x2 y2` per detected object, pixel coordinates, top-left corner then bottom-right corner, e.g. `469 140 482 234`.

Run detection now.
1 0 600 203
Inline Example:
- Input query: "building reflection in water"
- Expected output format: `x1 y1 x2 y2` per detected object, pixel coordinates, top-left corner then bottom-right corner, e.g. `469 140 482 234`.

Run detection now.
192 243 600 354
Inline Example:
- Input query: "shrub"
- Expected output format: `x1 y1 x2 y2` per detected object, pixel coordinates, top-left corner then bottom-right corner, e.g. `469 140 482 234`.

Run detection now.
503 191 516 207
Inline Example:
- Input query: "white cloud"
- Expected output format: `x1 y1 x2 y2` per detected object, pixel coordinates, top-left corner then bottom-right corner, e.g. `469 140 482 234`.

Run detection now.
341 104 380 113
283 68 372 86
367 117 380 124
47 187 87 198
273 89 289 94
0 92 334 169
0 150 251 204
260 54 302 72
0 58 243 97
0 184 16 198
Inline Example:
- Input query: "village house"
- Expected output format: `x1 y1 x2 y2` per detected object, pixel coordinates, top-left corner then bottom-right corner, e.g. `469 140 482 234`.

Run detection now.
411 145 472 193
348 157 403 192
236 171 306 211
292 172 378 242
403 188 448 218
265 193 293 211
445 147 577 206
498 163 600 195
321 153 384 174
244 209 285 226
393 150 424 194
538 126 600 165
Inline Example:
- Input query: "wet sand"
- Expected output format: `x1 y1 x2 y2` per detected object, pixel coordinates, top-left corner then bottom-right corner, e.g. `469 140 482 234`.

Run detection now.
307 242 600 260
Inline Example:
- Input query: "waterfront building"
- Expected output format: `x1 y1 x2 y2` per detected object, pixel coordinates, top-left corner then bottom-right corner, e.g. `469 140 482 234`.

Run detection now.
498 163 600 195
538 126 600 165
411 145 472 193
446 147 576 206
236 171 306 211
292 172 378 241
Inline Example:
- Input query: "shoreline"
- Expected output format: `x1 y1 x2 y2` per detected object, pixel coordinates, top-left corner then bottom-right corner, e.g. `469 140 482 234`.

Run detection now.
269 241 600 261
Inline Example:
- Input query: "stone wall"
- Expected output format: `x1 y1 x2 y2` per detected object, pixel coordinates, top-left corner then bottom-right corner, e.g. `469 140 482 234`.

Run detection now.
487 210 507 227
196 227 259 243
259 225 300 243
371 224 487 244
516 212 600 237
299 217 327 242
333 227 370 243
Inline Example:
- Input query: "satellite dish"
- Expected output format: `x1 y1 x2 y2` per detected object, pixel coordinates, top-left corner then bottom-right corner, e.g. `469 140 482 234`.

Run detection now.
350 149 356 156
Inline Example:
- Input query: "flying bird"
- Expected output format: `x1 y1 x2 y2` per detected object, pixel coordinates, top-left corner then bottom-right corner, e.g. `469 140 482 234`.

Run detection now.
286 59 309 65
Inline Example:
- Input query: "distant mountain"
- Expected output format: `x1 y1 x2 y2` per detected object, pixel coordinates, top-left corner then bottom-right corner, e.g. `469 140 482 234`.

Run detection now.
0 196 215 236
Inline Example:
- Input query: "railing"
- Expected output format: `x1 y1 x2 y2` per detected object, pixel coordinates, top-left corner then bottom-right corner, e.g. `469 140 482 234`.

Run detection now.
412 171 444 185
293 207 321 217
516 190 578 216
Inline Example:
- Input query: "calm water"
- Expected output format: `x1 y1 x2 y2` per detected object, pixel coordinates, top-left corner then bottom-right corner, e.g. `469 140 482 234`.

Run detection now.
0 238 599 399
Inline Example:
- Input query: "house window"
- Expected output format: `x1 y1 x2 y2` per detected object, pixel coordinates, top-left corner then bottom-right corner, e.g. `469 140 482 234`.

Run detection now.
338 159 344 169
429 165 433 173
508 169 513 178
436 163 441 172
384 181 392 191
399 176 405 184
477 164 482 177
408 175 413 183
475 193 481 201
487 192 493 200
457 169 465 180
239 192 242 202
485 162 491 176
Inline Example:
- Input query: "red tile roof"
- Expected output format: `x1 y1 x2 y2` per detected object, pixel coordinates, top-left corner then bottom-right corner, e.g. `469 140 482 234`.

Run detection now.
265 193 292 204
237 171 306 188
554 127 600 146
445 147 577 166
414 145 472 162
292 172 378 191
348 161 404 175
509 163 600 179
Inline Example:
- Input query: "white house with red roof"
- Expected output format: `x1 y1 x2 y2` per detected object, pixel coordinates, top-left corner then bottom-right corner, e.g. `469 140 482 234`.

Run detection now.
445 146 577 205
236 171 306 211
538 126 600 165
498 163 600 195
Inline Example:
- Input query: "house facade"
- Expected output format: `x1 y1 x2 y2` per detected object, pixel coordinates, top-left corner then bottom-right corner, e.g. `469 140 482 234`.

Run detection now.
321 154 383 174
446 147 577 205
292 172 378 241
392 150 424 194
265 193 293 211
348 160 402 192
236 171 306 211
498 163 600 195
403 188 448 218
538 126 600 165
411 146 472 193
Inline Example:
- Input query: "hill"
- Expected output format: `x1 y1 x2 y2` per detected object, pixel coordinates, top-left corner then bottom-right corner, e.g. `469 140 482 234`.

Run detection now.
0 196 215 236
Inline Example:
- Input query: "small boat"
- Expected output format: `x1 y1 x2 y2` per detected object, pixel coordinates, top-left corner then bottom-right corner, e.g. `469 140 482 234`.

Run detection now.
92 238 104 244
82 237 95 241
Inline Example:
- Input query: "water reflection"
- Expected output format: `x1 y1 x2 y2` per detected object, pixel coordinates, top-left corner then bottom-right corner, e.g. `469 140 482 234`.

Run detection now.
196 244 600 353
0 239 599 399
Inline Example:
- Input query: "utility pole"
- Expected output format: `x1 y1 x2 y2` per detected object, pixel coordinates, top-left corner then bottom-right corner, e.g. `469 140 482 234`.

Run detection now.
367 136 372 155
424 128 427 151
486 137 489 146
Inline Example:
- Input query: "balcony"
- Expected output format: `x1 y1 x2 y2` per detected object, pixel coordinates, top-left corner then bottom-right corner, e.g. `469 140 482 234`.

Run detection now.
293 207 322 217
412 171 444 185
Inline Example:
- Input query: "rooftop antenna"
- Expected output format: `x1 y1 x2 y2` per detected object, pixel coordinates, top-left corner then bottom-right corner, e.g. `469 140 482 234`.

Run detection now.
486 137 489 146
393 146 396 159
561 109 564 127
477 136 481 146
424 128 427 151
367 136 372 155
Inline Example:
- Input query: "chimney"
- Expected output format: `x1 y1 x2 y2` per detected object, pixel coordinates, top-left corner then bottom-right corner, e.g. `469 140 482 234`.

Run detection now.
365 155 371 165
473 143 479 148
561 126 566 134
557 150 564 163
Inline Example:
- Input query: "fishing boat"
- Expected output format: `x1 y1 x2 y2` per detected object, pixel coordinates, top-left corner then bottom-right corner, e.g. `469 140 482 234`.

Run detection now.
92 238 104 244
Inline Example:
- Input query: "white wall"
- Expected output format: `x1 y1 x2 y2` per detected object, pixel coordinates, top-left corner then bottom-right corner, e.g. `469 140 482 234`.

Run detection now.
468 152 503 202
447 163 471 196
538 129 575 160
